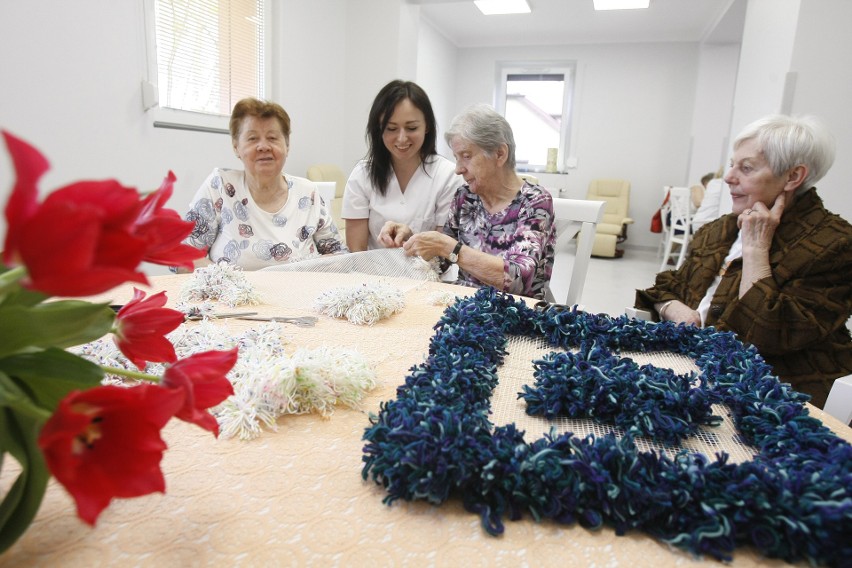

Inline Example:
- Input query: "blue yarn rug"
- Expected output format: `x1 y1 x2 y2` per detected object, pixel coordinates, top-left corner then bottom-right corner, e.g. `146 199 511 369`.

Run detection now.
362 287 851 566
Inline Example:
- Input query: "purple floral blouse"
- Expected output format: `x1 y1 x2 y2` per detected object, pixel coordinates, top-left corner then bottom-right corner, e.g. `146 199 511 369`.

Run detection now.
442 182 555 298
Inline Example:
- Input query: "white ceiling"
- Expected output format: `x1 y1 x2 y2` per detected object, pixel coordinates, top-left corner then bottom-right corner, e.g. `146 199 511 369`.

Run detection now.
409 0 746 48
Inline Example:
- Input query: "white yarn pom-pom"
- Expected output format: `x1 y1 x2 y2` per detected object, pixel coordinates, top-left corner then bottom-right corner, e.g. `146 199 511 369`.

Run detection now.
179 263 261 307
313 282 405 325
427 290 460 306
75 320 377 442
410 256 442 282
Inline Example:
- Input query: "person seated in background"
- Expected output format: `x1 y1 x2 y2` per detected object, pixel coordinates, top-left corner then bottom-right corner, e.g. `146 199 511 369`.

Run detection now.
341 80 462 252
691 176 729 232
179 98 347 271
387 104 556 299
659 172 714 245
689 171 716 209
635 114 852 408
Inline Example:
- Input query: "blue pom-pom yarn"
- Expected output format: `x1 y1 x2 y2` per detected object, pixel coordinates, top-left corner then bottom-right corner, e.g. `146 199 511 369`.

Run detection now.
361 287 851 566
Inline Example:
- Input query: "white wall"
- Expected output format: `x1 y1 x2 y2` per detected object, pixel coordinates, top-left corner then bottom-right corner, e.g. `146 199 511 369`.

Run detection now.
728 0 801 138
341 0 421 174
415 19 459 159
686 44 740 185
0 2 235 239
453 42 700 249
3 0 850 260
787 0 852 222
271 0 348 178
275 0 416 177
0 0 417 262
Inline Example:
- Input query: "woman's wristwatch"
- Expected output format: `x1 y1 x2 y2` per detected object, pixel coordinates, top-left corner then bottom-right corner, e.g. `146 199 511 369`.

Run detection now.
448 240 463 263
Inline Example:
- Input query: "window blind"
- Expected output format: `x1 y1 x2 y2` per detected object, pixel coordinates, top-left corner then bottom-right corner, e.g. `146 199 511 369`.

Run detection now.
154 0 264 117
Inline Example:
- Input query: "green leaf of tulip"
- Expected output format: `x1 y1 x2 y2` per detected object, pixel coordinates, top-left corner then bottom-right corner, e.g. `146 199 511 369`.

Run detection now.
0 408 50 554
0 284 48 310
0 349 104 413
0 301 114 358
0 372 51 422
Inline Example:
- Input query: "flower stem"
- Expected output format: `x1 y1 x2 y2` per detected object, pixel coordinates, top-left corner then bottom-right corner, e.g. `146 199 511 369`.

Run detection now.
101 365 162 383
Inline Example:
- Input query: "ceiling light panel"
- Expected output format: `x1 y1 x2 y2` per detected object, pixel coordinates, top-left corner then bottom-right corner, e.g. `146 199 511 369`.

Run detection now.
593 0 650 10
474 0 531 16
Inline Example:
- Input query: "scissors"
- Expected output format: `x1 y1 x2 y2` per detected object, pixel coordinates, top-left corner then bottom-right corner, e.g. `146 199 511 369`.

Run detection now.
110 305 259 321
236 315 318 328
185 310 259 321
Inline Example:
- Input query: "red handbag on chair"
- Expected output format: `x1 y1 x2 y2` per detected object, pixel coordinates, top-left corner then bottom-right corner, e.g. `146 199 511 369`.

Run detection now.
650 191 670 233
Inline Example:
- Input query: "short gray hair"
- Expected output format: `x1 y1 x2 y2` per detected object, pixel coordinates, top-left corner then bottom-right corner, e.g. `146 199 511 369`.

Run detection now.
445 104 516 171
733 114 835 191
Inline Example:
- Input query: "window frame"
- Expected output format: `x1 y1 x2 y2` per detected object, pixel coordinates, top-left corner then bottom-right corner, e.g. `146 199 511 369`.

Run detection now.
141 0 272 134
494 61 575 172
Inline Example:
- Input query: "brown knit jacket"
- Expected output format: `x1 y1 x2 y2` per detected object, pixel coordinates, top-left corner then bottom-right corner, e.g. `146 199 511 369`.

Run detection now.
636 189 852 408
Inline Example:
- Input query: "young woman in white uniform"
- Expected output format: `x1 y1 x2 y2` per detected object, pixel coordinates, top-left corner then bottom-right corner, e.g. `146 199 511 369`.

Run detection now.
342 80 462 251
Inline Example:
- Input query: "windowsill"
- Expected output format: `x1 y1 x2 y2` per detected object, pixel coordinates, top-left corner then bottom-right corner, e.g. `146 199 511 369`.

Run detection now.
517 168 573 175
147 107 230 135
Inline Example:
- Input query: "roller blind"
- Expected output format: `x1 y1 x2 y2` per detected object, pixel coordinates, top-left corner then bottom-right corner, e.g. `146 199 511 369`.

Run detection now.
154 0 264 117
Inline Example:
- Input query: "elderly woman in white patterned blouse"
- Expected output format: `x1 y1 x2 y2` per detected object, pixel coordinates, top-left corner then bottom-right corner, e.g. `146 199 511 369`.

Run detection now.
179 98 347 272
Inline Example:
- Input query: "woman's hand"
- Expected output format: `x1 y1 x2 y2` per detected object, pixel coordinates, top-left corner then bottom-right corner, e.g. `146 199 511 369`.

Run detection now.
378 221 413 248
737 192 784 297
402 231 453 261
738 191 784 251
657 300 701 326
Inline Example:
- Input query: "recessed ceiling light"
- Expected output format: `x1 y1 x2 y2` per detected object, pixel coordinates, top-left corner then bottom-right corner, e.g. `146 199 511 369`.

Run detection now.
593 0 650 10
474 0 531 16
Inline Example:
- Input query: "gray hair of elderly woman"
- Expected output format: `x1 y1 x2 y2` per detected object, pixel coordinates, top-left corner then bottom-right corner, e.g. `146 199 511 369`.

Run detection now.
733 114 835 192
444 104 517 171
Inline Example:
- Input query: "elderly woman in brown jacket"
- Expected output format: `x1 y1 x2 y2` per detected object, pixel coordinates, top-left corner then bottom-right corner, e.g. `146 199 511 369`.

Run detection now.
636 114 852 408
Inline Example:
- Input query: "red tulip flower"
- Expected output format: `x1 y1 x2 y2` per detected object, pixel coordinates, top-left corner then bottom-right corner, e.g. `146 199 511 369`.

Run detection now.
161 348 238 436
2 131 149 296
114 288 185 369
37 384 185 526
133 171 206 270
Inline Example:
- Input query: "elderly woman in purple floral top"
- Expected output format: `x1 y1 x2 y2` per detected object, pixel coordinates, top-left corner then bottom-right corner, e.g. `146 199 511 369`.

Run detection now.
384 104 556 298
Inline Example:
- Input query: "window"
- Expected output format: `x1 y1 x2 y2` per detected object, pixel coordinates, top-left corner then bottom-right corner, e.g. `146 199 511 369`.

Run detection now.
495 63 574 171
144 0 266 132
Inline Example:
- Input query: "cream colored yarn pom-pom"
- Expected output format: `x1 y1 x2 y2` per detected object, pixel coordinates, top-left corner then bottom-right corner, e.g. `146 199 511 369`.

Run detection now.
75 321 377 441
179 263 261 307
314 282 405 325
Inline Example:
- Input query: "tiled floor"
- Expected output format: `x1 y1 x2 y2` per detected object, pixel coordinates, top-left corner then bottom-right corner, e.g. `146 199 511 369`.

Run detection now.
577 246 662 317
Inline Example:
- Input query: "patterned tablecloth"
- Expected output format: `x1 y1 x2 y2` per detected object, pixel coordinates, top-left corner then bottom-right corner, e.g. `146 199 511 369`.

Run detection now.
2 271 849 567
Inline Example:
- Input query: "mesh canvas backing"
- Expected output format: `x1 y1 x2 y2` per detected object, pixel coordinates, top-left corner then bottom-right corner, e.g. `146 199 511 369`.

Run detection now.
265 253 757 462
493 335 758 463
260 248 442 281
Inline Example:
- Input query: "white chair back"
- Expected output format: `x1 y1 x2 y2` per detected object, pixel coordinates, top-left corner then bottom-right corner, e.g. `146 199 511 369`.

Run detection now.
659 187 692 271
545 198 606 307
656 187 672 258
824 374 852 424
